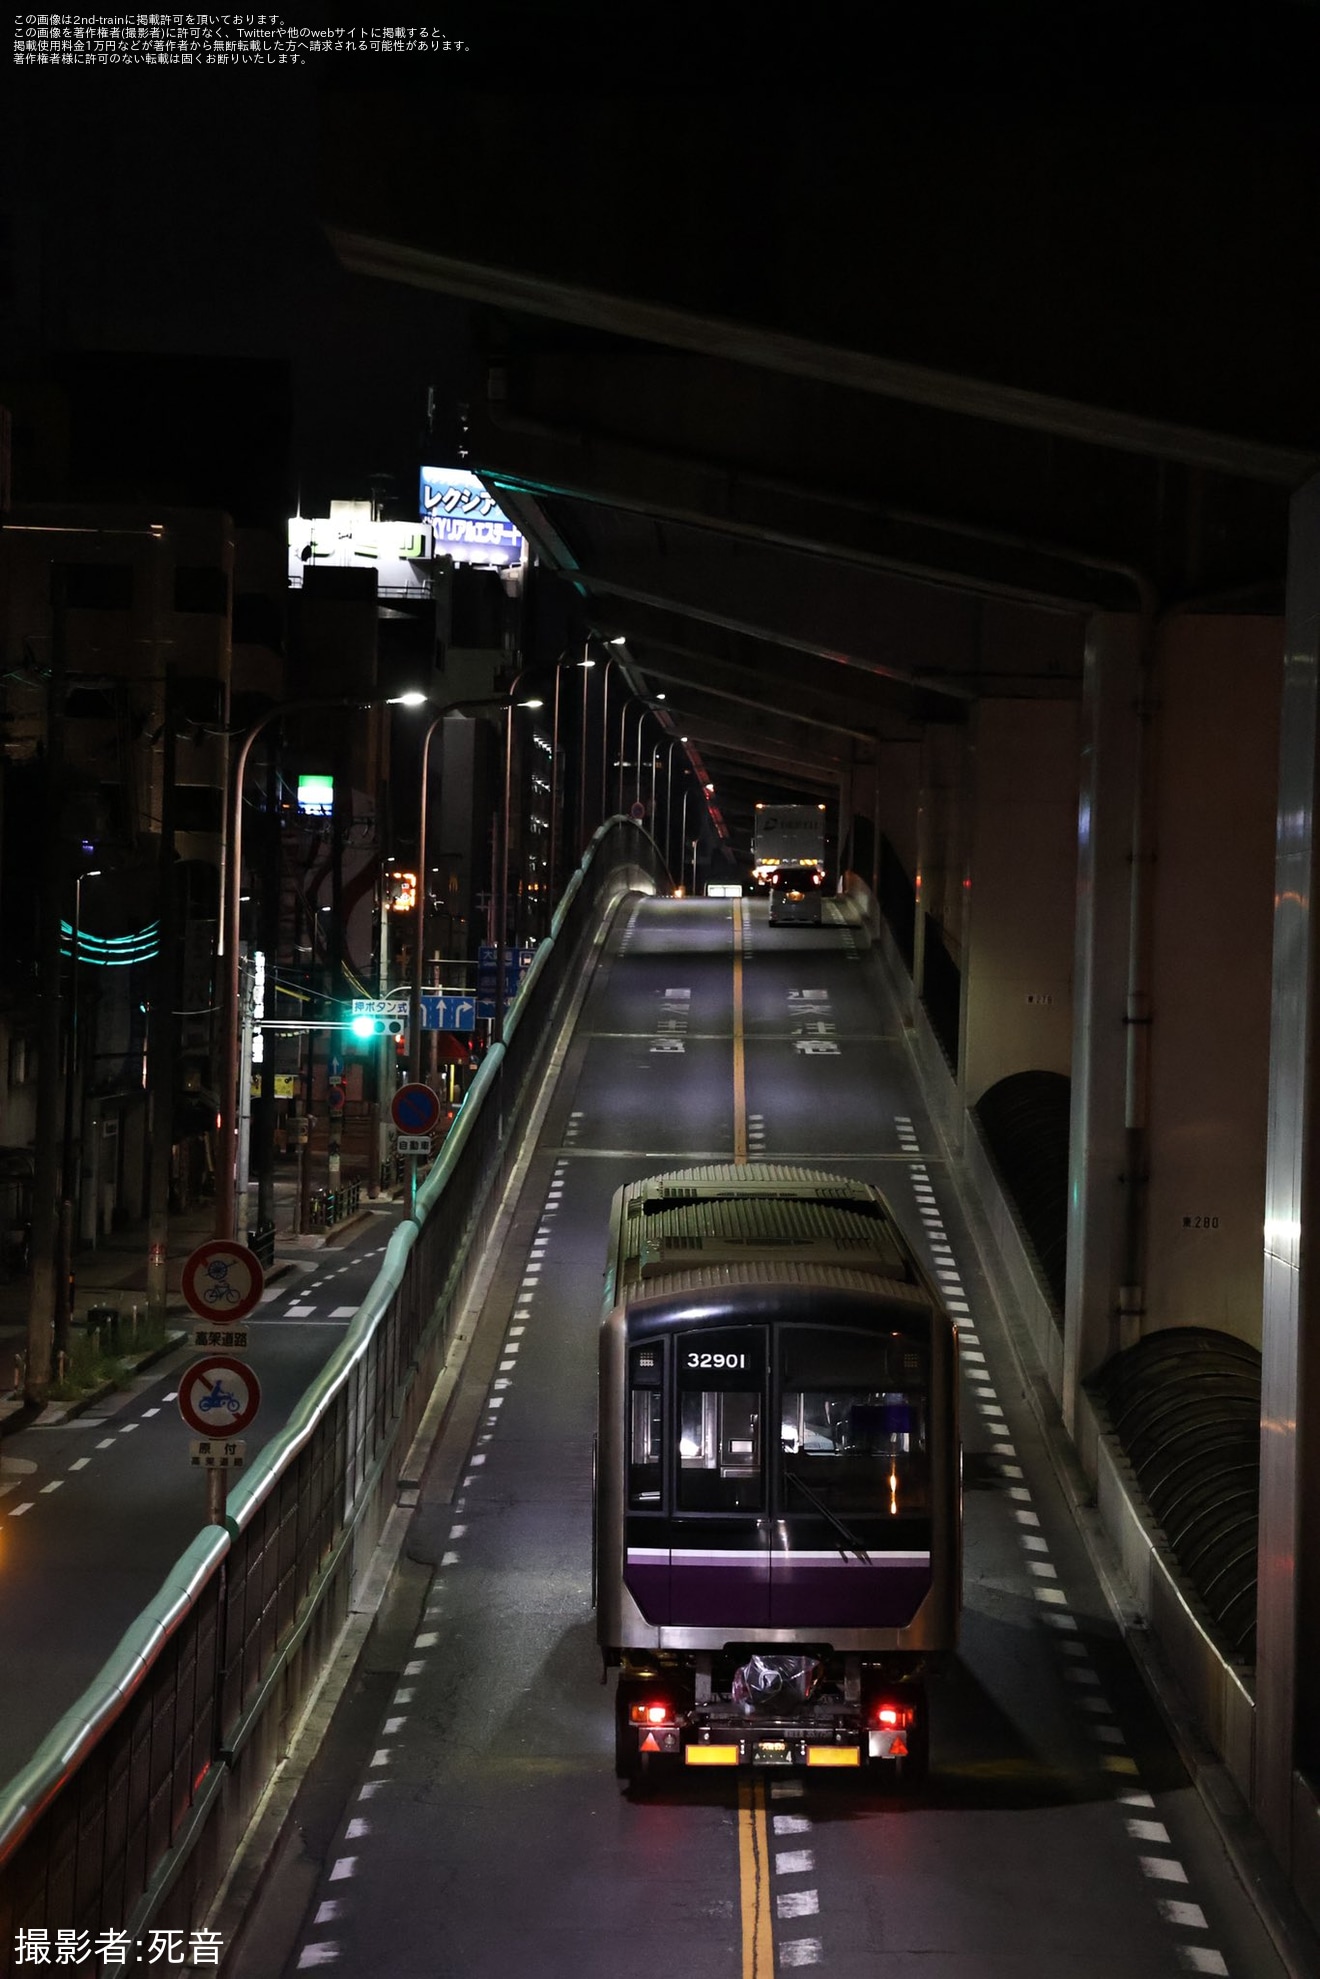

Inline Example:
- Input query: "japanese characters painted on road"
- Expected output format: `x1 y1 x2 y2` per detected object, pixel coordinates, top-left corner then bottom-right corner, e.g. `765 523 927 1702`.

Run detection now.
180 1238 265 1324
177 1356 262 1437
391 1081 442 1135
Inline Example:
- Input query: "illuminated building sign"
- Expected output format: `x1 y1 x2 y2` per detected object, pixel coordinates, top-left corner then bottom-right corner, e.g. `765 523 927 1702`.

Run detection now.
251 949 266 1065
386 872 418 913
419 467 524 567
287 518 435 596
297 773 335 818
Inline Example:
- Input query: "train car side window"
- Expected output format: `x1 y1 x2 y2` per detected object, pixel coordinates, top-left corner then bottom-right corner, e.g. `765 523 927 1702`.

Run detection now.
628 1344 664 1506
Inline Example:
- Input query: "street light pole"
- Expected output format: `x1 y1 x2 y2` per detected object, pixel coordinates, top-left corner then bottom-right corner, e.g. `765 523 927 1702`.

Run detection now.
598 656 611 826
616 694 631 815
495 674 544 1044
633 710 647 808
664 741 677 872
56 865 99 1354
577 647 594 852
549 665 562 910
680 784 690 890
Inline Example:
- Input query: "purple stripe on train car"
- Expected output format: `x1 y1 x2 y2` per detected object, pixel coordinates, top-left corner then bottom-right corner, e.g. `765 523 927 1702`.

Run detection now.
624 1549 670 1624
769 1552 931 1628
627 1547 771 1627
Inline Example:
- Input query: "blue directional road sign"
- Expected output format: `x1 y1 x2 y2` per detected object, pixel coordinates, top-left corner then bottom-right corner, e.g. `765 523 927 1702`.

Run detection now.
421 994 476 1032
476 945 536 996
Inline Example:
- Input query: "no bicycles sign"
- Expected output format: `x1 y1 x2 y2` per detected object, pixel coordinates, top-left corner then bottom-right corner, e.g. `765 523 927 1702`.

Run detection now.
180 1239 265 1324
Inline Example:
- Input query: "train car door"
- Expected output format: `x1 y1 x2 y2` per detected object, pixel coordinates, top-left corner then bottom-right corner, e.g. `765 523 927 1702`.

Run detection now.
669 1326 770 1628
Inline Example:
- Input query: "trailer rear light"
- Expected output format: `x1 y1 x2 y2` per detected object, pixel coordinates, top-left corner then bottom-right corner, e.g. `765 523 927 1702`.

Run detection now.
685 1745 739 1766
870 1702 915 1729
806 1746 860 1767
629 1700 675 1726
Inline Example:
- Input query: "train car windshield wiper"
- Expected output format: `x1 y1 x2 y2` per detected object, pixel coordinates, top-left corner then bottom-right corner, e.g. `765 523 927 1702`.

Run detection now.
782 1463 872 1565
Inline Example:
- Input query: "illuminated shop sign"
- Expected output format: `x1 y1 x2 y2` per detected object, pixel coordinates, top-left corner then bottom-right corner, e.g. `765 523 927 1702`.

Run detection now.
297 773 335 818
418 467 524 567
288 518 435 596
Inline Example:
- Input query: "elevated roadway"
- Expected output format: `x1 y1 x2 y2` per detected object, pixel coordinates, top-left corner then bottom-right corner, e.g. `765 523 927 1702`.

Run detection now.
240 896 1290 1979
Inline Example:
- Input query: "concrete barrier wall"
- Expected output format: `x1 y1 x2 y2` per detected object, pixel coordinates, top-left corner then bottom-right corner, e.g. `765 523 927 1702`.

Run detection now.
837 880 1262 1810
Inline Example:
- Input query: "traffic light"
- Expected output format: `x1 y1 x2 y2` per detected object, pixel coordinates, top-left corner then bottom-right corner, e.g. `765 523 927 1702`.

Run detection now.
350 1015 405 1039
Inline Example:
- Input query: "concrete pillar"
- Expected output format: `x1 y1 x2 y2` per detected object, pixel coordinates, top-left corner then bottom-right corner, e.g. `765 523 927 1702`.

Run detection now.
962 699 1079 1107
1063 614 1143 1430
1259 473 1320 1862
1143 616 1281 1342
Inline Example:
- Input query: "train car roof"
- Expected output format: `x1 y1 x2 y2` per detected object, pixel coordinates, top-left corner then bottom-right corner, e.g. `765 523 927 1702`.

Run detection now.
612 1164 920 1293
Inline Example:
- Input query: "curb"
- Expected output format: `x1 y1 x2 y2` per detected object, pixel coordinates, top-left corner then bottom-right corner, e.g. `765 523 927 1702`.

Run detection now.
0 1329 189 1429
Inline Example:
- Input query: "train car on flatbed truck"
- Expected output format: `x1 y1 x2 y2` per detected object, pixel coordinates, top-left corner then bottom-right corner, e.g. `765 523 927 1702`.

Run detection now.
596 1164 960 1784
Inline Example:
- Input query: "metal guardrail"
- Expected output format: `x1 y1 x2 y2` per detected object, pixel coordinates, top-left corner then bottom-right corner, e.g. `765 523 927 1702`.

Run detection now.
244 1221 276 1269
0 819 668 1975
308 1180 362 1230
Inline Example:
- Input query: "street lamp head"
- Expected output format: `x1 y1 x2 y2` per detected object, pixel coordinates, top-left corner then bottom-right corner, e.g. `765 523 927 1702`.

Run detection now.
520 697 545 710
390 690 429 707
608 635 627 646
578 657 596 669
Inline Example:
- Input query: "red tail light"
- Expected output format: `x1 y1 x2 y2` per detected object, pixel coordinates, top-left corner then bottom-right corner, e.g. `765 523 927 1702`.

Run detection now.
870 1701 915 1729
630 1699 675 1726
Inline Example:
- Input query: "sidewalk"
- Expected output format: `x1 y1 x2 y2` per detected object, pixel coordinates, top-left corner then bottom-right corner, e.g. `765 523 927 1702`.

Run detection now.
0 1175 398 1400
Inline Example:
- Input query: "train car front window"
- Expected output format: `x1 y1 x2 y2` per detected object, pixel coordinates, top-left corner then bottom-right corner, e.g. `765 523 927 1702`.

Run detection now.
779 1327 930 1516
675 1327 766 1511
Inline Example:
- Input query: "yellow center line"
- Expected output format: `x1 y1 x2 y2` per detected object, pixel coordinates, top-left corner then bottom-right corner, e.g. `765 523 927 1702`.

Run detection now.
738 1774 773 1978
733 897 748 1162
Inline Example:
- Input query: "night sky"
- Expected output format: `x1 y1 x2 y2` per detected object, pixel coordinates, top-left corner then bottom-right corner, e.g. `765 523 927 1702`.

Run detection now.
3 1 1319 520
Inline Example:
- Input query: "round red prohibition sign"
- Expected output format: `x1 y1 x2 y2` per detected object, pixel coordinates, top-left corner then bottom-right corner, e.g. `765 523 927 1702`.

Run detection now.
391 1081 442 1135
181 1239 265 1324
177 1356 262 1436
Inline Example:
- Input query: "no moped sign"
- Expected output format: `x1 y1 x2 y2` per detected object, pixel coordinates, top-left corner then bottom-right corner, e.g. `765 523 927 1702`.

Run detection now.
181 1239 265 1324
177 1356 262 1436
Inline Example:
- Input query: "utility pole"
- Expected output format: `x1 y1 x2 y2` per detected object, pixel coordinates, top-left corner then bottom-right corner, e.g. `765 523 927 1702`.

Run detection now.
145 669 178 1325
26 570 69 1397
253 745 280 1230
